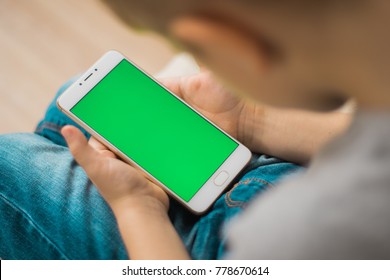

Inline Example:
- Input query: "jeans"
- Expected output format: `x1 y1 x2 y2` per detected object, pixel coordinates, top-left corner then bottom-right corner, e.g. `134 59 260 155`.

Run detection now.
0 79 302 259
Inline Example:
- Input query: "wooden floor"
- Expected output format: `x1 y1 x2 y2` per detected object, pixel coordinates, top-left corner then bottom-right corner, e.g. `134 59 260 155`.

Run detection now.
0 0 174 133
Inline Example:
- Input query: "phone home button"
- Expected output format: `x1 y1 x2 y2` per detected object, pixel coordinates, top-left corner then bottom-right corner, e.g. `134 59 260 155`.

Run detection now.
214 171 229 186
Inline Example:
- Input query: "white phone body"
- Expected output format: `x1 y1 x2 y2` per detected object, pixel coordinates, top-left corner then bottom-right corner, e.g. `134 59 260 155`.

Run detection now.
57 50 252 214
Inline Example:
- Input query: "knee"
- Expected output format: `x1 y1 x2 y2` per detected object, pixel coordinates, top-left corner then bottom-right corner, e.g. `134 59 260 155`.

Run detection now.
0 133 57 184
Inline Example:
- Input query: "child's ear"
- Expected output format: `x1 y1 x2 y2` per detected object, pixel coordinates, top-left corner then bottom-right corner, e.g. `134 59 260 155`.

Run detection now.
169 16 270 96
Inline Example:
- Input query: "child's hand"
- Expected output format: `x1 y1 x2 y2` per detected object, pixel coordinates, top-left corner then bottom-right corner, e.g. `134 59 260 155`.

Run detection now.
62 126 169 215
160 71 258 146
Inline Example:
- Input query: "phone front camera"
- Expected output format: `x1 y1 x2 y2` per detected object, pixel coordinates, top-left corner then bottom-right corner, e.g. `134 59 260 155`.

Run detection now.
79 83 82 86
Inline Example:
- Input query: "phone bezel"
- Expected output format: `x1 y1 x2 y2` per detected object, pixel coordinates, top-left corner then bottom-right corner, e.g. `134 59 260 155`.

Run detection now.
57 50 252 214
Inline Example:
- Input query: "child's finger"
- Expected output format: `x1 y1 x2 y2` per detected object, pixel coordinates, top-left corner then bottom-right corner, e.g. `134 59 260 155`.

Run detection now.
61 126 103 173
159 77 183 98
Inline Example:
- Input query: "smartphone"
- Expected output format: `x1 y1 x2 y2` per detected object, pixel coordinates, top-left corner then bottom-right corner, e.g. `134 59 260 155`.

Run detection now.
57 50 251 214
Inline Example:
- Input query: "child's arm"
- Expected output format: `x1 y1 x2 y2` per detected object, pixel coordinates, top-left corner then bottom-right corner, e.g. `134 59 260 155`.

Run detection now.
245 107 351 164
62 126 190 259
113 202 190 259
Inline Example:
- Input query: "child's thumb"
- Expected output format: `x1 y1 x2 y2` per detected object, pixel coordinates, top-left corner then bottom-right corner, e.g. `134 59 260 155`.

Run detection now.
61 126 99 171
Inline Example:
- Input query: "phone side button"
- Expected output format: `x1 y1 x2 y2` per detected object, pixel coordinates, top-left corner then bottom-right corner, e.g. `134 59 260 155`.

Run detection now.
214 171 230 186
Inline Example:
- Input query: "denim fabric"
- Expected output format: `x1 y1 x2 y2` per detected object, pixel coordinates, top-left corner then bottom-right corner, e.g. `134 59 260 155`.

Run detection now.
0 79 303 259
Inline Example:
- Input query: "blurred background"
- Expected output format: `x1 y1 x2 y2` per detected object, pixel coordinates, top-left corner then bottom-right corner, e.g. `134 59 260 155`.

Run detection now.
0 0 174 133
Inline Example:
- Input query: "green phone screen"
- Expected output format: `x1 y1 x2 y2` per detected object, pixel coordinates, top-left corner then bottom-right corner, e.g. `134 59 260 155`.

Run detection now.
71 59 238 202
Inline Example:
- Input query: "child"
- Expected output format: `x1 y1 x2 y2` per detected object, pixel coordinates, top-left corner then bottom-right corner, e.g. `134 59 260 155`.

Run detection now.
0 0 355 259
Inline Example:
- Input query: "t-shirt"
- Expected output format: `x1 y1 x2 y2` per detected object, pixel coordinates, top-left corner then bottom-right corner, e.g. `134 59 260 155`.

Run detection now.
227 112 390 259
